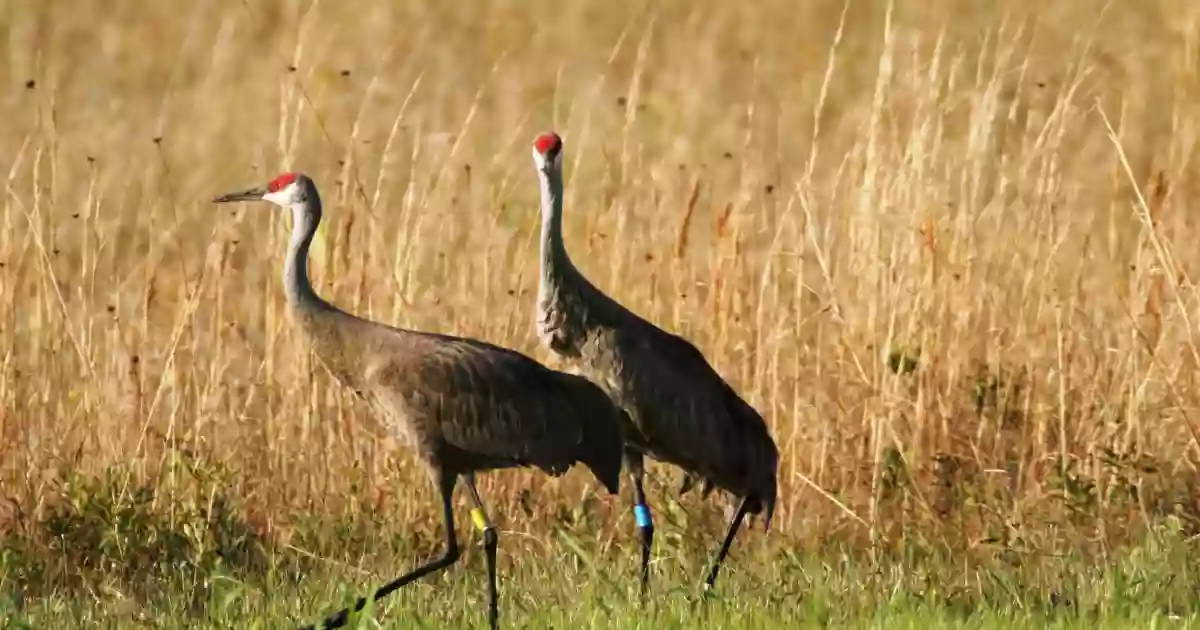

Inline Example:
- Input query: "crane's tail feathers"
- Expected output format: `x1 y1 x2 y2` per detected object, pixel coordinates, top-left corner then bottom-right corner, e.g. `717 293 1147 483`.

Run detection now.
596 467 621 495
579 405 624 495
585 416 624 496
561 373 625 495
762 495 775 533
579 442 621 495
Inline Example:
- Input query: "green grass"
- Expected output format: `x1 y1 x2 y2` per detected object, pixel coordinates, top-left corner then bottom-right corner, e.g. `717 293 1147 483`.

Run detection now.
4 464 1200 628
7 548 1200 629
4 498 1200 629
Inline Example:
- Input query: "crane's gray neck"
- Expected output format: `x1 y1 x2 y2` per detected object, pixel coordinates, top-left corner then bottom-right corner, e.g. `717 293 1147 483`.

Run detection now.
284 187 327 311
538 166 574 293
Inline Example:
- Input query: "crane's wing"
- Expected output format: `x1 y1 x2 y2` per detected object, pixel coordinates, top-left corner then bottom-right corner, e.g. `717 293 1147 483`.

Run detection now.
616 323 770 474
639 324 764 427
407 338 587 471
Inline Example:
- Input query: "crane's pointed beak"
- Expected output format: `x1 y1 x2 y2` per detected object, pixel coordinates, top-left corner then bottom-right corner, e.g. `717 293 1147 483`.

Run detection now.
212 186 268 204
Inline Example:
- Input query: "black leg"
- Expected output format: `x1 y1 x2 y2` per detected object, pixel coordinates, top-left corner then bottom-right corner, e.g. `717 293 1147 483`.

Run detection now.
465 474 500 630
483 528 498 628
300 473 460 630
703 495 751 590
626 451 654 601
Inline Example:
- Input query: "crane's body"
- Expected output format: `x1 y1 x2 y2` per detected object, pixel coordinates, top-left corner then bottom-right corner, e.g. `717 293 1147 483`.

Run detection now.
213 173 623 630
295 300 622 485
530 132 779 593
537 272 775 507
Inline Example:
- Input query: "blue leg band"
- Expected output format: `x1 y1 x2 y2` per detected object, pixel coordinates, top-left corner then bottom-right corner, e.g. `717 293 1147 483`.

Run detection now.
634 503 653 529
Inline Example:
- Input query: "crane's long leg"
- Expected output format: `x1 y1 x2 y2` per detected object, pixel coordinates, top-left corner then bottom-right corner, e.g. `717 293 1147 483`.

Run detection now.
464 473 500 630
626 450 653 600
702 495 751 590
300 473 461 630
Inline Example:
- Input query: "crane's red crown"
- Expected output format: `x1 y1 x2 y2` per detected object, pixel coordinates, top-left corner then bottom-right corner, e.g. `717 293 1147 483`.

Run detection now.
534 132 562 157
268 172 298 192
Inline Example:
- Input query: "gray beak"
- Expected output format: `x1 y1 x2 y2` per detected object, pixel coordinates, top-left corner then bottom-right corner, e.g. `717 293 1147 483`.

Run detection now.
212 186 268 204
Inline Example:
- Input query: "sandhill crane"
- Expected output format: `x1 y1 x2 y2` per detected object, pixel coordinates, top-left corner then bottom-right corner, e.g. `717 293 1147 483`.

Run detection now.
211 172 624 630
529 132 779 596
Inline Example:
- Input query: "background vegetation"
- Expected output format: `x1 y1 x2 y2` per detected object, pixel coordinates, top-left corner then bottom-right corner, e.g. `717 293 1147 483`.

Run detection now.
2 0 1200 627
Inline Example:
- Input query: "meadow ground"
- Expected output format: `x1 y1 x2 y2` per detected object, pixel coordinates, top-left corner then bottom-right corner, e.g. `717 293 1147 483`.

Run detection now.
4 0 1200 627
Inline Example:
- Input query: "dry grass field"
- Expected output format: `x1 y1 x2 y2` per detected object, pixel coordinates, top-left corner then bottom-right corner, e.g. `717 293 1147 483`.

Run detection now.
4 0 1200 627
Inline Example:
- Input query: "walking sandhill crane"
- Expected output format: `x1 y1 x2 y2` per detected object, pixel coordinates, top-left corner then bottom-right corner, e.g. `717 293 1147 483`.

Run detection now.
211 172 624 630
529 132 779 595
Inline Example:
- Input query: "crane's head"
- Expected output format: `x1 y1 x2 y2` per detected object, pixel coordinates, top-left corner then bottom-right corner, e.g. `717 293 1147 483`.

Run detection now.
531 131 563 175
213 172 311 208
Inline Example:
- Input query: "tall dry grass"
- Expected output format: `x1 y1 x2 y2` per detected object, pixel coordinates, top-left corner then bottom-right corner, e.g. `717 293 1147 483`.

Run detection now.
2 0 1200 566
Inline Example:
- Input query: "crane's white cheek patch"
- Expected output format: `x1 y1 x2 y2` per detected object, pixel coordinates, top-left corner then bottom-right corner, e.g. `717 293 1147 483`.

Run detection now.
263 189 288 206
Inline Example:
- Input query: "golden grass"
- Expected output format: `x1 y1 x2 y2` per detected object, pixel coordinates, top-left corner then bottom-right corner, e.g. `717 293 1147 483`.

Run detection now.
3 0 1200 562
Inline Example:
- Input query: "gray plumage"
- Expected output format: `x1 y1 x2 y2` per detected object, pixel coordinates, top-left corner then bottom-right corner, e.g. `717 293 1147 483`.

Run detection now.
295 298 624 489
530 132 778 592
213 172 622 630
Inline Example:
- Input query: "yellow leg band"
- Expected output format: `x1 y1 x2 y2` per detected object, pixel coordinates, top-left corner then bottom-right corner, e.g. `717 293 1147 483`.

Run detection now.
470 507 491 532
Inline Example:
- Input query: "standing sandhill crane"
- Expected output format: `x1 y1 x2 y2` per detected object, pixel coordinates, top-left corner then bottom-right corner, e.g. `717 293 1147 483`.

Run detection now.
211 172 624 630
529 132 779 595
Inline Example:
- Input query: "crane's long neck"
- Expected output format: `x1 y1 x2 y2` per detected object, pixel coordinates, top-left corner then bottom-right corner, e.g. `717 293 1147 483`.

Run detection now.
538 166 574 297
284 192 327 312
